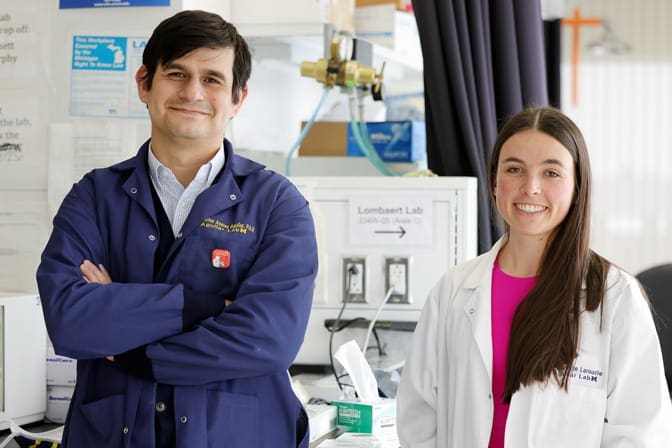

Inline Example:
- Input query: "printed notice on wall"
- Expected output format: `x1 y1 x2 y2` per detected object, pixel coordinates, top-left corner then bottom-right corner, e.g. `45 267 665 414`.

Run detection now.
0 2 40 80
70 35 148 118
349 196 434 247
0 97 45 189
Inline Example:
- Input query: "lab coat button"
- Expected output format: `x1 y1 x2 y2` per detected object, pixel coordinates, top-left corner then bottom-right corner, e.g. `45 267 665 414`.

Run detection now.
229 194 237 201
148 234 156 241
123 426 129 434
180 415 188 424
469 308 475 314
155 401 166 413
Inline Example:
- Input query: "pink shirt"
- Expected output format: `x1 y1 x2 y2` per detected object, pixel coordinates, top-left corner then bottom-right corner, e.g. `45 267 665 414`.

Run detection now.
489 258 536 448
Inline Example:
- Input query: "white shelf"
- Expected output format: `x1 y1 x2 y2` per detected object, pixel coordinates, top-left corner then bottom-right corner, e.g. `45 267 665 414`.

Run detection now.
369 40 423 73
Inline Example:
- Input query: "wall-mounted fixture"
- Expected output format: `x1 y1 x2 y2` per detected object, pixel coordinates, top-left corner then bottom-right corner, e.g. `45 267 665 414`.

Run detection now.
586 19 631 56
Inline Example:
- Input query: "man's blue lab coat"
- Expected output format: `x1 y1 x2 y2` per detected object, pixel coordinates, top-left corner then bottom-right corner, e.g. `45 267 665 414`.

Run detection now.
37 140 318 447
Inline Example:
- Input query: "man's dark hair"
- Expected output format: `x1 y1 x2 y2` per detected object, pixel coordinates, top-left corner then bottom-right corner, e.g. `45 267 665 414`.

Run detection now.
141 10 252 104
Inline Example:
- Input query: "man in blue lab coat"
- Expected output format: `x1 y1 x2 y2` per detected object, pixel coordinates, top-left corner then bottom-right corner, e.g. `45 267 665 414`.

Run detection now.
36 10 317 448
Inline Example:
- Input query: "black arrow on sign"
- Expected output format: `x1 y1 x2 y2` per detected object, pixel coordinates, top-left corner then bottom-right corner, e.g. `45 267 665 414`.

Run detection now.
374 226 406 238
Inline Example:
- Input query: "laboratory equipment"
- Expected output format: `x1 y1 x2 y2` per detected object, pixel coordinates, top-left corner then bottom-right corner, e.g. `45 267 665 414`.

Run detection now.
298 29 396 177
300 30 384 93
289 176 478 368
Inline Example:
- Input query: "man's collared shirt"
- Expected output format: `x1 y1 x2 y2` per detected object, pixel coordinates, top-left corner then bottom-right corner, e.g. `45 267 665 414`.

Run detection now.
147 143 225 236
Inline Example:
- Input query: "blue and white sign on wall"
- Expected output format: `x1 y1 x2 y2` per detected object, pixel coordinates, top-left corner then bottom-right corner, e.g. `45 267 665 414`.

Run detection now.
60 0 170 8
70 35 148 118
72 36 127 71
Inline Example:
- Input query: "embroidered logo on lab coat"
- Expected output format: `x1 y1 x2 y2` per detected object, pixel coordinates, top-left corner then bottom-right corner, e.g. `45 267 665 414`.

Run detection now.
200 218 256 234
568 362 604 388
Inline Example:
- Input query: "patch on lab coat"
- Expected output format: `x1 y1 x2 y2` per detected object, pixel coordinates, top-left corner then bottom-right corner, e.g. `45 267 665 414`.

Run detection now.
568 355 604 389
211 249 231 269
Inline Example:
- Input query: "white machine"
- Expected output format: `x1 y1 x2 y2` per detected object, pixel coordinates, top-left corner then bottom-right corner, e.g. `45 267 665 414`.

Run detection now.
0 294 47 430
289 176 478 368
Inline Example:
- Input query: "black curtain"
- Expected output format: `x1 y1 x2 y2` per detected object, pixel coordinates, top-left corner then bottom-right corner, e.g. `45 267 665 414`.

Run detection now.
544 18 562 109
412 0 549 253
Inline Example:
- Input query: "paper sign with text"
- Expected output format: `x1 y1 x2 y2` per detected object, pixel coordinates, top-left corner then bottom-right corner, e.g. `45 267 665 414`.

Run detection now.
349 196 433 247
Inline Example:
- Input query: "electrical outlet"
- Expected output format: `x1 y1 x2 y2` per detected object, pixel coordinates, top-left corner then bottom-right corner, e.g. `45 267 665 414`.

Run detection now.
385 256 410 304
343 256 366 303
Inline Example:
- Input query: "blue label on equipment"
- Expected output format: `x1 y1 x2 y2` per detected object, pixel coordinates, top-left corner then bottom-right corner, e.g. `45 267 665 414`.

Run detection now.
72 36 127 71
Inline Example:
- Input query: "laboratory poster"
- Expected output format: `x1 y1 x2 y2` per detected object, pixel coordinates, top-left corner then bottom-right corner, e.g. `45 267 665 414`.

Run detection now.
70 35 148 118
0 1 40 80
60 0 170 8
0 100 31 164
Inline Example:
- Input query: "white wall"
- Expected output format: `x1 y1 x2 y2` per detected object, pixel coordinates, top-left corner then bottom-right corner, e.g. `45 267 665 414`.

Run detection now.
562 0 672 275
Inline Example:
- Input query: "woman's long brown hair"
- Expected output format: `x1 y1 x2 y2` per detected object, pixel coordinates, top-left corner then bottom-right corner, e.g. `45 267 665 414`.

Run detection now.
487 107 610 403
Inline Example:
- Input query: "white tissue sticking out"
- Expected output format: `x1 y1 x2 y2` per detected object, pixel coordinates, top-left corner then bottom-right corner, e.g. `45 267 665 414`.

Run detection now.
334 339 380 403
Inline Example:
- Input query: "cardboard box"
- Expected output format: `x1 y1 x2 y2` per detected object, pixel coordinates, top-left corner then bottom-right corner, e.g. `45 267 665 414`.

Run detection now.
299 121 426 162
331 399 397 437
329 0 356 33
356 0 407 11
299 121 349 157
47 344 77 386
355 5 421 58
46 385 74 423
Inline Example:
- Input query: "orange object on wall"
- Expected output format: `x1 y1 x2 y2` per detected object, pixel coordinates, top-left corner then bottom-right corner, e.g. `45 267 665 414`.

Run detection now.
561 8 602 106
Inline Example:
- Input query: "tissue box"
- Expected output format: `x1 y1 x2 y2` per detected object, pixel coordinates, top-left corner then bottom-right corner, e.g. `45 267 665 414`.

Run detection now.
347 121 426 162
331 398 396 435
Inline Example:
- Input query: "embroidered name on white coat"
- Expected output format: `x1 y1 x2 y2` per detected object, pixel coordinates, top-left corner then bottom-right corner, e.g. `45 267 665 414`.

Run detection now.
569 363 604 388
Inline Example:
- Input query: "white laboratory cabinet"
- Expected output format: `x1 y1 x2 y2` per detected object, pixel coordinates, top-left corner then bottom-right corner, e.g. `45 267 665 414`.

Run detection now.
0 294 47 430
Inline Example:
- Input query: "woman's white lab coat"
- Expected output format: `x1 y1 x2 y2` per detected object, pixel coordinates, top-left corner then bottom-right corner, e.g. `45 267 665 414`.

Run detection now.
397 238 672 447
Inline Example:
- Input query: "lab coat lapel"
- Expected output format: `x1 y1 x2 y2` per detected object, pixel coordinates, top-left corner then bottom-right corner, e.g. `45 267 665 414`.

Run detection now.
116 146 161 281
118 143 158 228
177 141 263 239
179 173 243 238
463 237 506 381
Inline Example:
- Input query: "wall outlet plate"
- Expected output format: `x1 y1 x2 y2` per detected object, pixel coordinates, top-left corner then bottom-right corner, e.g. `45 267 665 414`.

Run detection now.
385 256 410 304
343 256 367 303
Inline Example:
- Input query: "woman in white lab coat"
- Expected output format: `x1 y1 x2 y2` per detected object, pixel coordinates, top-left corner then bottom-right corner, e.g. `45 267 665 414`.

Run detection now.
397 107 672 447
